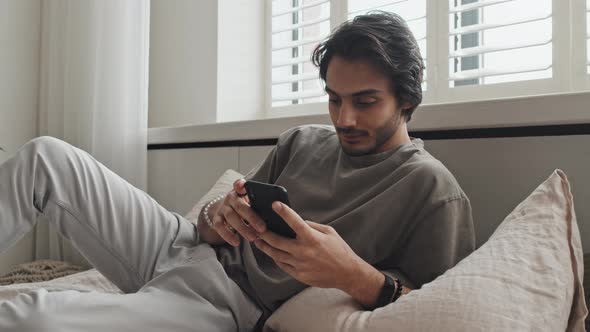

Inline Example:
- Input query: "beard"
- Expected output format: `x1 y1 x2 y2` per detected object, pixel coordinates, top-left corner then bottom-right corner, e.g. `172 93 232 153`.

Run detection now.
338 110 403 156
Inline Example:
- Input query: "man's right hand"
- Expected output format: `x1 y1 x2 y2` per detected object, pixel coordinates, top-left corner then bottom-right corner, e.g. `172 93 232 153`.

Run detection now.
201 179 267 247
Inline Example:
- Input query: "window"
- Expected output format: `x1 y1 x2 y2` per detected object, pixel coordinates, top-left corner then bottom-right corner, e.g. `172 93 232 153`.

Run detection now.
266 0 590 117
271 0 331 107
449 0 552 87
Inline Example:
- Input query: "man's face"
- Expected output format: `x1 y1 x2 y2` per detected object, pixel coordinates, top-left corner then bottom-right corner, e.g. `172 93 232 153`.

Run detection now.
325 56 407 156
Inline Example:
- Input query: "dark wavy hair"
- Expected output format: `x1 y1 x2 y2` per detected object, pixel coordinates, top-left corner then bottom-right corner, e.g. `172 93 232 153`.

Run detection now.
311 11 424 122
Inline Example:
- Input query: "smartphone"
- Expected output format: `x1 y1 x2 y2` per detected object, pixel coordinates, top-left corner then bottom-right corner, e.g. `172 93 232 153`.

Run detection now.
244 180 296 238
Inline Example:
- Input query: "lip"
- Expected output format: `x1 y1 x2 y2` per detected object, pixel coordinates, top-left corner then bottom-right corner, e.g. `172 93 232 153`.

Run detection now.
341 134 364 141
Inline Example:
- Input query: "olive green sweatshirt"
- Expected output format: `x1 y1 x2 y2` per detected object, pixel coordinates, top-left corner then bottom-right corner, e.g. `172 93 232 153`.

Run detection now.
215 124 475 318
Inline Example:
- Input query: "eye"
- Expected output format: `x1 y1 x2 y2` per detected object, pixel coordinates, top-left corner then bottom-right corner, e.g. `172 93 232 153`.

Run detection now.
356 98 377 107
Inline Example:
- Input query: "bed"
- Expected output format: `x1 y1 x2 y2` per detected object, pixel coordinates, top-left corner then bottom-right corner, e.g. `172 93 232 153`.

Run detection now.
0 169 587 331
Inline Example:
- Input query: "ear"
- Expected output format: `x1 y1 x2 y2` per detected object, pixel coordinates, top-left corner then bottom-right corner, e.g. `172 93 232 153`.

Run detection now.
399 103 412 123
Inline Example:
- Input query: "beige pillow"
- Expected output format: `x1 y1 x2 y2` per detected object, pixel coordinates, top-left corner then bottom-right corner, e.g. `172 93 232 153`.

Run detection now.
184 169 244 224
264 170 588 332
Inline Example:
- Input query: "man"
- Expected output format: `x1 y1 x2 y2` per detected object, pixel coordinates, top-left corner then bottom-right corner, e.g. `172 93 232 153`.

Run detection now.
200 11 475 327
0 11 474 332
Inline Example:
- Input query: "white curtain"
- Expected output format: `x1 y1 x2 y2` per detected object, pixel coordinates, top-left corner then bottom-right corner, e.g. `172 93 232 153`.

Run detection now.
34 0 150 266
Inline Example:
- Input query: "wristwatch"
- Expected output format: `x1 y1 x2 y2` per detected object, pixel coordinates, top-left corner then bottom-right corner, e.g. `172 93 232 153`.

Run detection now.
375 273 403 308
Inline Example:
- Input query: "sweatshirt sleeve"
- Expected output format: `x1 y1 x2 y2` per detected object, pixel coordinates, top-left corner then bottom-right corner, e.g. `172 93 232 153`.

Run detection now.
396 196 476 288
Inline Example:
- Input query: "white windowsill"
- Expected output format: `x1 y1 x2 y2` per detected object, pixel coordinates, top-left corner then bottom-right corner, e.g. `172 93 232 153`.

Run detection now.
148 91 590 145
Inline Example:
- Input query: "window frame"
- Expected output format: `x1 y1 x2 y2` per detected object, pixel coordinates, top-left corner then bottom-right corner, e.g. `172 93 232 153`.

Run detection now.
576 0 590 89
265 0 590 122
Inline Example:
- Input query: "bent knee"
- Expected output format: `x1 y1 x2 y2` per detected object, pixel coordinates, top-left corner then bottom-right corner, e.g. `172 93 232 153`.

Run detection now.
28 136 69 151
23 136 75 161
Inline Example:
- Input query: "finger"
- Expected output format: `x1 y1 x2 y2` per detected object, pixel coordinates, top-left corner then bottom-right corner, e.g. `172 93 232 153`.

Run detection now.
231 179 249 204
233 178 247 196
306 221 334 234
275 260 297 277
220 205 258 242
254 239 296 265
228 192 266 233
212 214 240 247
258 229 296 253
272 202 311 238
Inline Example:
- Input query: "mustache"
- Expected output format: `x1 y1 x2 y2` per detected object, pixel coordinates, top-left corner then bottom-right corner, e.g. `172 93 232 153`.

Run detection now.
336 127 368 136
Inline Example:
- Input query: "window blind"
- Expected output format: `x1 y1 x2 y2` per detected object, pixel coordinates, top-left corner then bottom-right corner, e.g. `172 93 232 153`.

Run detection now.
271 0 330 107
449 0 552 87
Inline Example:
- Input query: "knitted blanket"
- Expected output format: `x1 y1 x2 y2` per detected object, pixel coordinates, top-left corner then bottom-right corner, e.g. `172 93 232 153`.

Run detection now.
0 260 86 285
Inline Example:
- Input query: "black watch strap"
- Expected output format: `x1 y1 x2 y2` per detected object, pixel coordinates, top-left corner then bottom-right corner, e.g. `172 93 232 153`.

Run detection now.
375 273 400 308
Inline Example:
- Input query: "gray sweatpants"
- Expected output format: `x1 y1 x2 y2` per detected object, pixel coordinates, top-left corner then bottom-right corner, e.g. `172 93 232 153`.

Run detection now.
0 136 262 332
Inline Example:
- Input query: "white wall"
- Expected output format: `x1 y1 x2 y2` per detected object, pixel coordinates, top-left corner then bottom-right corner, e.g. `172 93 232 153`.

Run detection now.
148 0 218 128
148 147 239 215
0 0 41 272
217 0 265 123
148 0 266 128
425 136 590 249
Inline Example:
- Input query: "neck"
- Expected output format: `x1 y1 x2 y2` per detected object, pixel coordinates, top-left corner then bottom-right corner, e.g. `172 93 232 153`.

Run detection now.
377 122 411 153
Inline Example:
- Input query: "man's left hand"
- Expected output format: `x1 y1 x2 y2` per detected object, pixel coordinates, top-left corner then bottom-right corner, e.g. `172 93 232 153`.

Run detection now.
254 201 366 291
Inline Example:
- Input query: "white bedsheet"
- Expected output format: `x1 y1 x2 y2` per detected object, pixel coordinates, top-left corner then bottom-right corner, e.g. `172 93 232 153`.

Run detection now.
0 269 120 302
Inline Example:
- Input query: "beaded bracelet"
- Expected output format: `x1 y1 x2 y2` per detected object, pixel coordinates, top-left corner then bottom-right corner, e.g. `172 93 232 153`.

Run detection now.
202 194 225 227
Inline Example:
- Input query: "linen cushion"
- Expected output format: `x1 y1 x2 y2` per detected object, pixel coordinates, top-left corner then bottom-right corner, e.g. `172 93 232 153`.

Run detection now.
264 169 587 332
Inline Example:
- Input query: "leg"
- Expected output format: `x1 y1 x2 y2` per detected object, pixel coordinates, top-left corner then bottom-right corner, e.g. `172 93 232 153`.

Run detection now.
0 136 200 291
0 252 261 332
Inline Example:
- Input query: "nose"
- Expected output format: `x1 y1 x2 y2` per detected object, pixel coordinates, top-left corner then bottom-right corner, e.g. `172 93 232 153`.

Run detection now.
336 102 357 128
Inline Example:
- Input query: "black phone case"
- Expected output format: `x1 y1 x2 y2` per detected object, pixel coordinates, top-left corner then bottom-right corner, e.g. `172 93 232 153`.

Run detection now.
244 180 296 238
